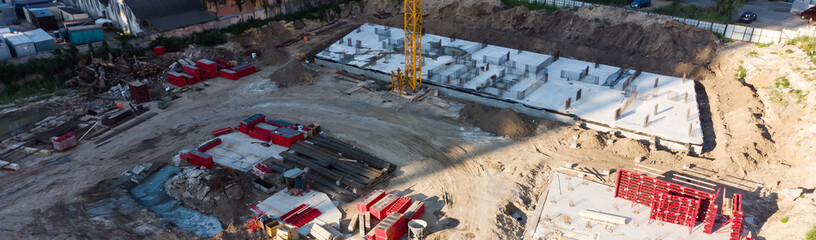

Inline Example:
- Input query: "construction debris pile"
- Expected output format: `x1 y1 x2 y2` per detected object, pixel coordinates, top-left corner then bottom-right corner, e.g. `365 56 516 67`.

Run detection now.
67 56 165 95
164 167 251 222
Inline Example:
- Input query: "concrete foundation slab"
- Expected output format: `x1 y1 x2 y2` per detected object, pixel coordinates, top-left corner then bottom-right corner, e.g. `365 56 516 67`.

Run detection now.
528 172 727 240
201 132 286 172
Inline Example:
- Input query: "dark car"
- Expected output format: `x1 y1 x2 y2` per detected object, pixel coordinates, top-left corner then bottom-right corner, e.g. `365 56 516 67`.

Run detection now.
630 0 651 8
739 12 757 23
802 7 816 20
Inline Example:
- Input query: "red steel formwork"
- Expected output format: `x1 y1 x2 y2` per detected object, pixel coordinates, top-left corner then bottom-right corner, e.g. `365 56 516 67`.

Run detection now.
616 169 724 235
729 193 744 240
648 192 701 233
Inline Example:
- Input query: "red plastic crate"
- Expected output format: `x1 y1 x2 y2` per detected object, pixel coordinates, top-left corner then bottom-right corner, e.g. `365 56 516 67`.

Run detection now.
153 46 166 55
197 138 222 152
219 69 239 80
370 194 399 220
212 127 233 136
249 129 271 141
385 197 412 216
356 190 386 212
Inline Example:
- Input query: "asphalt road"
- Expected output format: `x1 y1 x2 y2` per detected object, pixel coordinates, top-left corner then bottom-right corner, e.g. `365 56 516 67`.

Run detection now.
633 0 810 30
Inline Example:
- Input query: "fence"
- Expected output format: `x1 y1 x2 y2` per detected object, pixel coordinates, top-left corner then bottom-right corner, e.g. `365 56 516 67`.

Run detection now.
524 0 816 43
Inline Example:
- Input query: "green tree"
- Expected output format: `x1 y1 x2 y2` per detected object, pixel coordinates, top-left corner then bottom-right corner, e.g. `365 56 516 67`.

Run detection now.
712 0 745 18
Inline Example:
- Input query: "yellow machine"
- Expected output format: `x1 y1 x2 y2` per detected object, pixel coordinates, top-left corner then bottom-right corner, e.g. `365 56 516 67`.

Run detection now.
391 0 423 95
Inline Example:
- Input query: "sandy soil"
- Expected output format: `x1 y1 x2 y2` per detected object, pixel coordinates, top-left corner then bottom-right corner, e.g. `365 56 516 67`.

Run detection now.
0 1 815 240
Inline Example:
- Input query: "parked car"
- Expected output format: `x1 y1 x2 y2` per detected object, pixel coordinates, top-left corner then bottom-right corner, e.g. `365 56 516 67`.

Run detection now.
630 0 651 8
801 7 816 20
739 12 757 23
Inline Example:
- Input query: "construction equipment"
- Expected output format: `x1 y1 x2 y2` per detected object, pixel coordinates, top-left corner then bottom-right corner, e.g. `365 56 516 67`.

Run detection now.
390 0 423 95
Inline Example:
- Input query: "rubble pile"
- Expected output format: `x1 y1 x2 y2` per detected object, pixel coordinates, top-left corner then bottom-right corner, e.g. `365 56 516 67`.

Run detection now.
66 56 165 95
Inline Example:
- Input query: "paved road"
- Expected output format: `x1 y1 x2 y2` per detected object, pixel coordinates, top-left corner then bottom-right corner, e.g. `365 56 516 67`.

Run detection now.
631 0 810 30
737 0 808 29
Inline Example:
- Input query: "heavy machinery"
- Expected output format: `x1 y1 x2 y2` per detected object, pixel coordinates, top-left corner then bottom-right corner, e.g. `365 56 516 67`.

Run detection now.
391 0 423 95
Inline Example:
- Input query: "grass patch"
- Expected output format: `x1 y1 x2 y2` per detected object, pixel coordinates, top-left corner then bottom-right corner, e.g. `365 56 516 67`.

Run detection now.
806 226 816 240
786 49 795 54
502 0 560 12
715 33 734 43
649 2 732 24
781 216 789 223
747 51 758 57
734 65 747 79
789 36 816 65
775 76 790 88
756 42 773 48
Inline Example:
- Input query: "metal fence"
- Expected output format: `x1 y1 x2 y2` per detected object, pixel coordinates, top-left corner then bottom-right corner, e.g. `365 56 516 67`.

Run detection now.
525 0 816 43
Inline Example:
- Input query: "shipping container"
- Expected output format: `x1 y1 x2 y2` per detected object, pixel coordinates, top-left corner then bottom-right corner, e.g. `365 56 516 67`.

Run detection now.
2 33 36 57
27 8 57 31
58 7 87 21
0 3 16 26
0 38 11 60
66 24 103 45
23 28 54 52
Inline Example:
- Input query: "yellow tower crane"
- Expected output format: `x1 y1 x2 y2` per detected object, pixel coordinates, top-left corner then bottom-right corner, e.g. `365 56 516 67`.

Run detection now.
391 0 423 95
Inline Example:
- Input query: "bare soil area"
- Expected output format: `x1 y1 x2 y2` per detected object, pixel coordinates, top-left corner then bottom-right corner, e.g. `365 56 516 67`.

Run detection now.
0 1 814 240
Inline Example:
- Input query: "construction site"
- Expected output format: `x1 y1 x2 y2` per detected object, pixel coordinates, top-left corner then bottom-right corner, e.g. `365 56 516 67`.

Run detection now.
1 0 816 240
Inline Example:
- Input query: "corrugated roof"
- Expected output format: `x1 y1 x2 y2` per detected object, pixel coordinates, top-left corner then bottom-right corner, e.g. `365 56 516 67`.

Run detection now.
123 0 215 32
2 33 33 45
23 28 53 43
29 8 53 18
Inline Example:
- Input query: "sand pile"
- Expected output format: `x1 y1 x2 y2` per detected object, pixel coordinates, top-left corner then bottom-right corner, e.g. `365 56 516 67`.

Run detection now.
269 61 316 88
459 103 536 138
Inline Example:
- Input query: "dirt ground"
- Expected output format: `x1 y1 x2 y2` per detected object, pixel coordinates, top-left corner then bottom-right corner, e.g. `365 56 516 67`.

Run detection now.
1 1 815 240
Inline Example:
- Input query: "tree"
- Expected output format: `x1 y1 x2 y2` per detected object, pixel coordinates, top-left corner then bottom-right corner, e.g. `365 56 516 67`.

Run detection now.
712 0 745 18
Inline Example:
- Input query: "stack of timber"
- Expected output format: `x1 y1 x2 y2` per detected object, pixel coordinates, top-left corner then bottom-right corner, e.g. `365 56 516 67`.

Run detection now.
308 135 393 171
281 138 393 203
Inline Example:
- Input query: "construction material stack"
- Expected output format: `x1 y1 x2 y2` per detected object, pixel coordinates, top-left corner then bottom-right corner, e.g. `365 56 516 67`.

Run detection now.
197 59 218 79
351 190 425 240
52 133 77 151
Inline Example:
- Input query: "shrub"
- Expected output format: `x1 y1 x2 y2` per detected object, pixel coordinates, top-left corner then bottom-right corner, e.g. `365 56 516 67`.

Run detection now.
650 2 732 24
781 216 789 223
502 0 560 13
806 226 816 240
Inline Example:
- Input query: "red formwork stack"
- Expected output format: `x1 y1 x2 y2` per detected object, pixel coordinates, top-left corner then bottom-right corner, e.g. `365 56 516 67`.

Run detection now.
370 194 399 220
233 63 257 77
729 193 744 240
212 127 232 136
249 129 271 141
239 114 266 134
357 190 386 212
252 122 279 135
403 201 425 220
280 204 322 227
615 169 723 234
197 59 218 78
128 81 150 103
384 197 412 216
167 72 186 87
270 127 304 147
215 59 234 70
219 69 239 80
183 64 201 84
373 212 407 240
197 138 221 152
183 150 214 169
